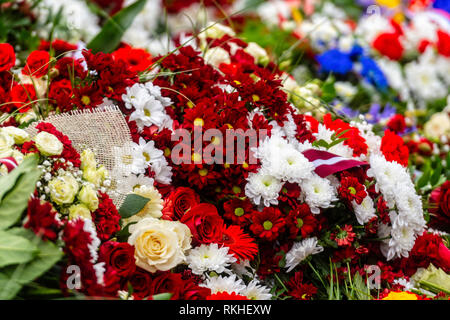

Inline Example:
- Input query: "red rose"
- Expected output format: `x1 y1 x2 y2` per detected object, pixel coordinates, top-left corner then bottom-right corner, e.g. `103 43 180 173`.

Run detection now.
162 187 200 220
128 268 153 299
49 79 73 111
0 43 15 72
180 203 224 244
99 241 136 277
150 272 183 300
10 83 37 112
22 50 51 77
429 181 450 231
373 32 404 60
179 280 211 300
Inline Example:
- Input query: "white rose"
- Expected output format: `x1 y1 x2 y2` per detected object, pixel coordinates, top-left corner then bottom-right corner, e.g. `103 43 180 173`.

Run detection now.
80 149 97 170
204 47 230 68
0 131 14 158
424 112 450 140
244 42 269 65
34 131 63 156
48 173 79 205
69 204 92 220
77 185 99 211
83 167 103 188
1 127 29 144
128 217 191 273
200 22 235 41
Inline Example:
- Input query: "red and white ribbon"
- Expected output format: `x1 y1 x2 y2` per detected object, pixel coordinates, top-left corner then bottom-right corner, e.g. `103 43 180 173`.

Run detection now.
302 149 367 178
0 157 18 173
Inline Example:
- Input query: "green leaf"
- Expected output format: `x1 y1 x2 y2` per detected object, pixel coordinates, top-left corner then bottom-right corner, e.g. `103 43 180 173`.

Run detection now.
0 154 39 202
312 139 329 149
87 0 147 53
3 228 63 285
0 155 42 230
430 160 442 187
118 194 150 218
416 162 431 189
0 230 38 268
0 273 22 300
151 292 173 300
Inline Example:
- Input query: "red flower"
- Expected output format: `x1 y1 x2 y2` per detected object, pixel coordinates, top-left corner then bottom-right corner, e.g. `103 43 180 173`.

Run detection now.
250 207 286 241
92 193 121 241
331 225 356 246
386 114 406 134
150 271 184 300
38 39 77 55
373 32 404 60
99 241 136 277
22 50 51 77
161 187 200 220
0 43 15 72
219 225 258 261
429 181 450 231
179 280 211 300
338 175 367 205
206 292 249 300
55 57 87 79
128 267 153 299
380 130 409 167
437 30 450 57
180 203 224 245
49 79 73 111
10 83 37 112
223 198 254 226
286 204 317 239
286 271 317 300
113 45 152 73
24 198 62 241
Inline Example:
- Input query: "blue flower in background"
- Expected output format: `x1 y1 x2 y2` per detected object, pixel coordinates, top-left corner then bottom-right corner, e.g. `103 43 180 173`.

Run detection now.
333 101 360 118
359 56 388 91
365 103 395 124
317 49 353 75
349 44 364 59
434 0 450 14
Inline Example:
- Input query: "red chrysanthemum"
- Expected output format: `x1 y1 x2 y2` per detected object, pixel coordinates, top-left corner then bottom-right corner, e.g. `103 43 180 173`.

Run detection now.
338 175 367 205
222 198 255 226
286 203 318 239
331 224 356 247
286 271 317 300
24 198 63 241
250 207 286 241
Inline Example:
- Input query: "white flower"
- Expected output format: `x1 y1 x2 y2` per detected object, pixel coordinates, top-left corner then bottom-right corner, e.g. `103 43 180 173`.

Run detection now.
186 243 237 275
352 196 376 225
300 174 338 214
1 127 29 145
285 237 324 272
245 170 283 207
242 280 272 300
131 137 165 174
204 47 231 68
0 131 14 158
128 217 191 273
200 274 246 295
314 124 354 158
34 131 63 156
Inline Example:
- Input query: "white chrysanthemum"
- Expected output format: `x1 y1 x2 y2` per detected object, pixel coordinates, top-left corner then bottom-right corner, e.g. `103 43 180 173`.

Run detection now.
200 275 247 295
245 170 283 207
150 157 173 185
241 280 272 300
131 138 163 174
285 237 324 272
265 149 314 184
93 262 105 286
231 260 255 278
115 174 155 194
387 219 418 260
314 124 355 158
404 55 447 102
352 196 377 225
300 174 338 214
122 83 151 110
186 243 237 275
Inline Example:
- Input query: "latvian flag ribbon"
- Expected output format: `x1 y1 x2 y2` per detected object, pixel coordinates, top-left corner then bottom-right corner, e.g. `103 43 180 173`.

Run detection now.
0 157 18 173
302 149 368 178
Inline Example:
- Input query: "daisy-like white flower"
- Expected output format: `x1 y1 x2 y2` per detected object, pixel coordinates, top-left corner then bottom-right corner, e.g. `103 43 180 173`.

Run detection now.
200 274 247 295
186 243 237 275
131 137 165 175
285 237 324 272
300 174 338 214
115 174 155 195
245 169 283 207
122 83 151 110
241 279 272 300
